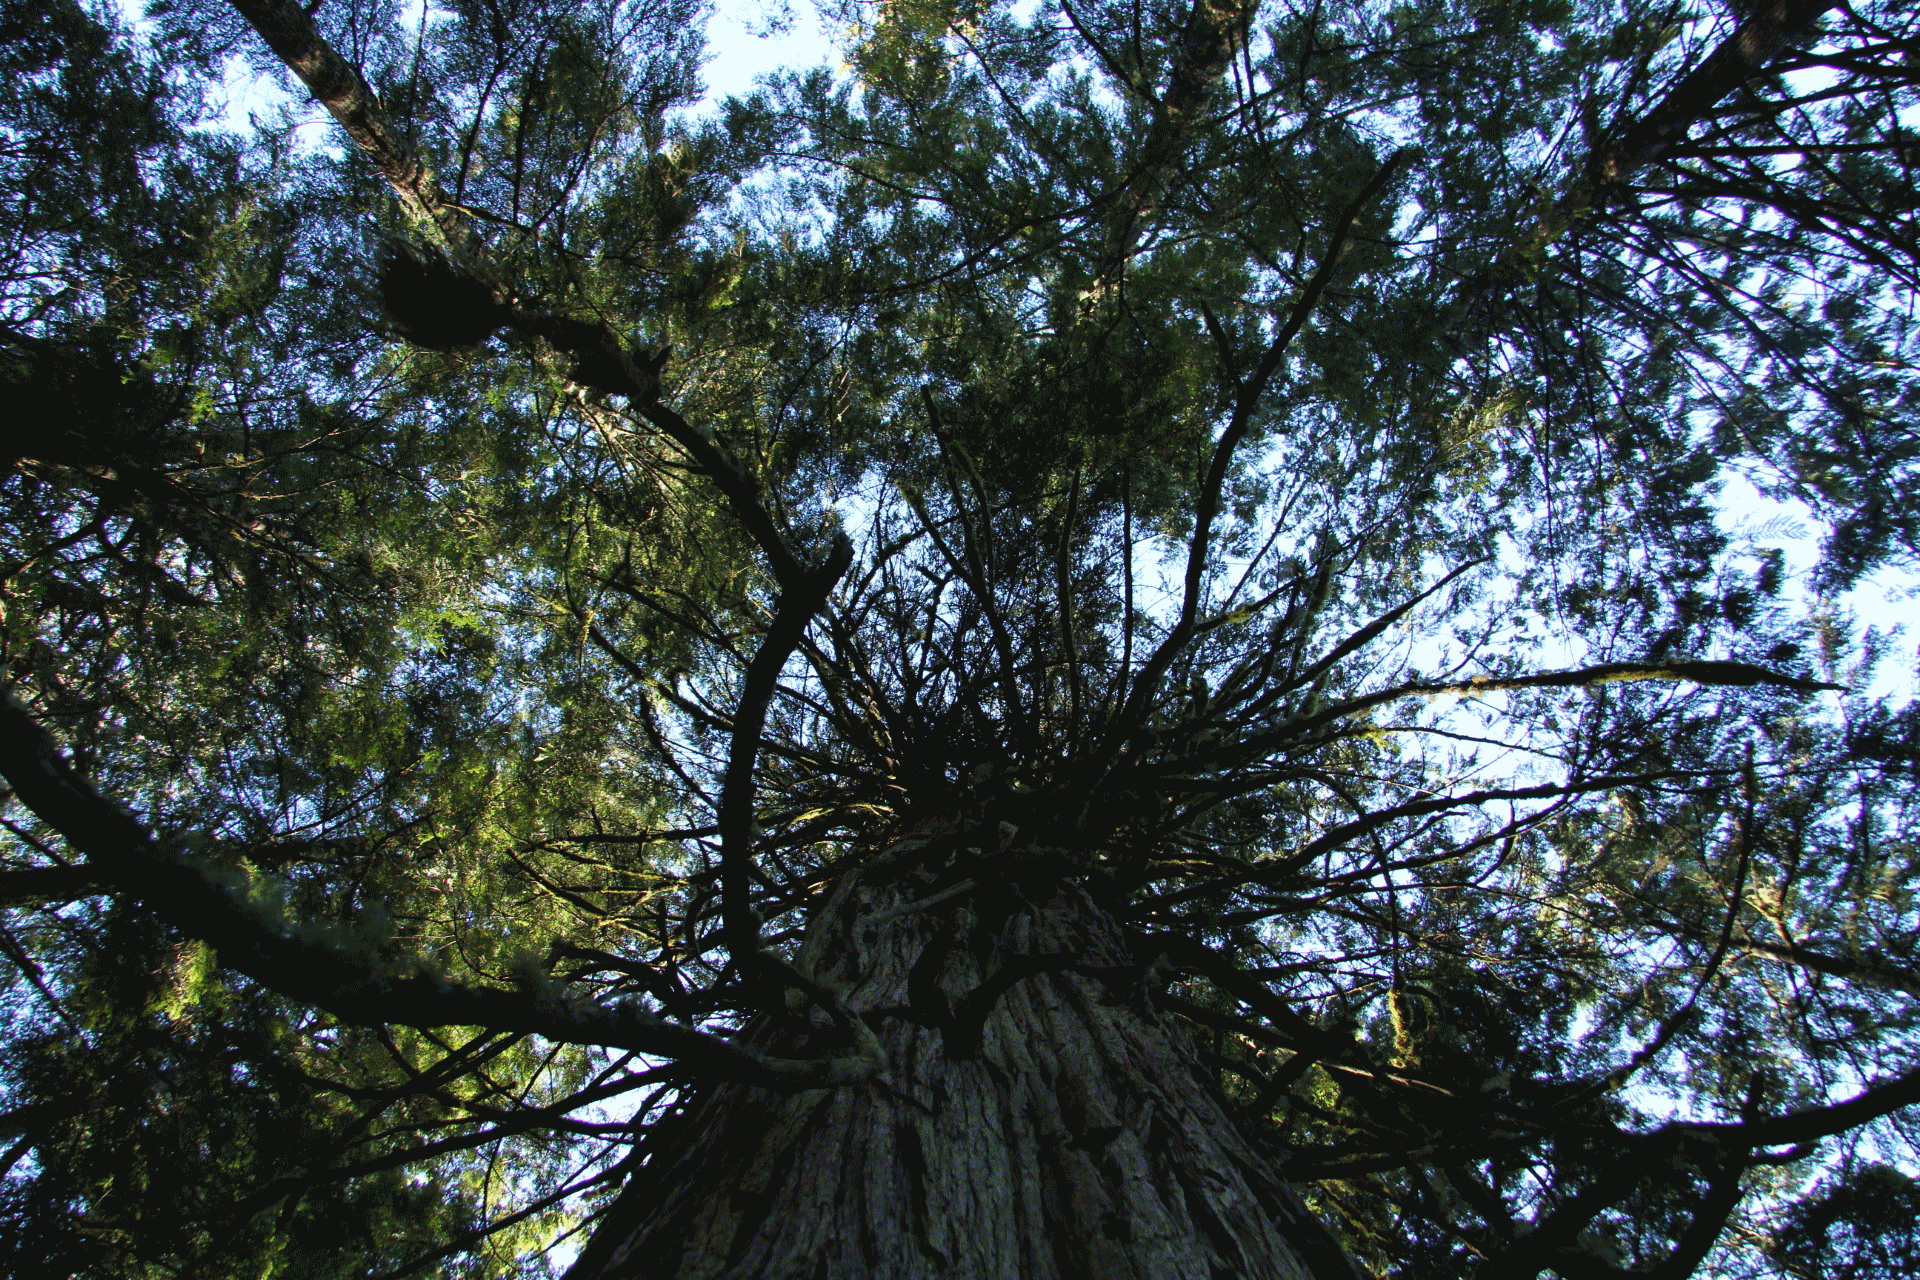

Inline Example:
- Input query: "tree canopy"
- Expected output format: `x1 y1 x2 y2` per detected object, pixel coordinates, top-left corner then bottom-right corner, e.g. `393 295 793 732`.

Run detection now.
2 0 1918 1275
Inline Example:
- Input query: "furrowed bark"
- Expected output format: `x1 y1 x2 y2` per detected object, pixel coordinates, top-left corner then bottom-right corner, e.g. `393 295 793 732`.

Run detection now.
569 841 1362 1280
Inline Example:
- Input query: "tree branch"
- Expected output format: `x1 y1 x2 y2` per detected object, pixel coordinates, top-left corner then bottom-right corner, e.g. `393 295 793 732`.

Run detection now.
1245 658 1843 756
223 0 814 594
1464 0 1836 308
719 534 855 965
1734 935 1920 999
0 690 881 1089
226 0 467 247
1592 1 1837 189
1160 771 1689 907
0 862 103 905
1098 148 1412 769
1094 0 1259 278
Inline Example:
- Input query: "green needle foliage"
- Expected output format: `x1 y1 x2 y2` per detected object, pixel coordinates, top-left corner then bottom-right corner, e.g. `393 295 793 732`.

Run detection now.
1 0 1916 1276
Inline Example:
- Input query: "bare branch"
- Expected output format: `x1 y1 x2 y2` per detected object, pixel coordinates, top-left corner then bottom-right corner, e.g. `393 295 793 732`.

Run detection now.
1249 658 1845 754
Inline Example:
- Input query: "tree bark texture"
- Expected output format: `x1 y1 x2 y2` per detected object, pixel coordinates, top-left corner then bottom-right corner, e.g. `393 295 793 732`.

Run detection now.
569 838 1359 1280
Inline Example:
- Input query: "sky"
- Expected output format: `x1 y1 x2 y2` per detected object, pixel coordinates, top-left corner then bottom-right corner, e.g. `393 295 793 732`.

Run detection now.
696 0 837 104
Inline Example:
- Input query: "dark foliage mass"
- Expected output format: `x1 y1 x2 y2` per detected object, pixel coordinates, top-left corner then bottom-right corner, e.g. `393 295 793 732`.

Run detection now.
378 249 513 351
1 0 1917 1276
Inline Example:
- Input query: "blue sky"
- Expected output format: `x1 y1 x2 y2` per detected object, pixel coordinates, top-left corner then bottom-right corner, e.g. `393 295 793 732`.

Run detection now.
698 0 836 104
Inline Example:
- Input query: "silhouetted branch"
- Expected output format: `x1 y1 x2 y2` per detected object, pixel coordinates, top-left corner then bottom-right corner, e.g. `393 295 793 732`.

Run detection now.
0 690 882 1089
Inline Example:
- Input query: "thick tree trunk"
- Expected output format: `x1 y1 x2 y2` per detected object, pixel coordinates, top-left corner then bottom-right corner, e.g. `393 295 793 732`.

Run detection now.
568 837 1360 1280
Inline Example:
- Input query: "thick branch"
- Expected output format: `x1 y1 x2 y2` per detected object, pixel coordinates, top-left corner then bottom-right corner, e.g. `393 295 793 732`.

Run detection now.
0 862 103 906
1644 1151 1751 1280
1736 935 1920 999
1095 0 1258 277
1592 0 1837 189
1478 1060 1920 1279
718 534 855 963
224 0 812 593
0 692 880 1089
226 0 466 246
1692 1057 1920 1149
1466 0 1835 306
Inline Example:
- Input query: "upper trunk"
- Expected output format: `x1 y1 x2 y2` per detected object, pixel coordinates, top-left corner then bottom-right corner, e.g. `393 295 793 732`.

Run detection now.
568 831 1360 1280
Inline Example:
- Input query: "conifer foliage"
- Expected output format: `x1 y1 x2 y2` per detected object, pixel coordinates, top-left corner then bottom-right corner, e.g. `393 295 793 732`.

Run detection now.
2 0 1918 1275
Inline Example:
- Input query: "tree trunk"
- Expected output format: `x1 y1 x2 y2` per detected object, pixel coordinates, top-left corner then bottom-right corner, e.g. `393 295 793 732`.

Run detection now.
567 835 1360 1280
